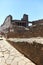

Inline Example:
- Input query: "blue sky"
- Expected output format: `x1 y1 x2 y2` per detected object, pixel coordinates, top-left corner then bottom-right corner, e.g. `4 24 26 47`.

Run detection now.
0 0 43 25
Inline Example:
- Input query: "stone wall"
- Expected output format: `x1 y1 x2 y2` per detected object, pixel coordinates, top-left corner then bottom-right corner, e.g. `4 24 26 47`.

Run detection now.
6 25 43 38
1 15 12 33
8 41 43 65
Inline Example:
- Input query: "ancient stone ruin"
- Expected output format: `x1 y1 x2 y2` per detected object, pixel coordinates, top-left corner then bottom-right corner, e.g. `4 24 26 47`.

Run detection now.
0 14 43 65
0 14 43 38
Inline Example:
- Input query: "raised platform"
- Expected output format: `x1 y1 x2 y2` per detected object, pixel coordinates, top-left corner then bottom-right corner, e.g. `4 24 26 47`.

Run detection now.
7 40 43 65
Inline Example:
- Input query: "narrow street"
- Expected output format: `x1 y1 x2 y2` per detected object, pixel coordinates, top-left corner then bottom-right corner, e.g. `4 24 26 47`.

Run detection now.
0 37 35 65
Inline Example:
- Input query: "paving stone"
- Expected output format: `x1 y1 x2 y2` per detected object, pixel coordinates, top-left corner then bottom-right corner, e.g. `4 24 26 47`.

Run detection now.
0 58 1 62
6 59 12 64
4 53 9 60
0 52 3 57
0 37 35 65
26 62 35 65
18 60 25 65
11 60 18 65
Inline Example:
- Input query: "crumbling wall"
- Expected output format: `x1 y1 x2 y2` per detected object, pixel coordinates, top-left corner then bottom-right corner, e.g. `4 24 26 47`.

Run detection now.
6 25 43 38
1 15 12 33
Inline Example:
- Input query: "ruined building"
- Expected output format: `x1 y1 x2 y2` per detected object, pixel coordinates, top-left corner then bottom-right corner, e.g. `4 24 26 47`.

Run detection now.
1 14 43 38
1 14 29 27
12 14 28 27
0 14 29 33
